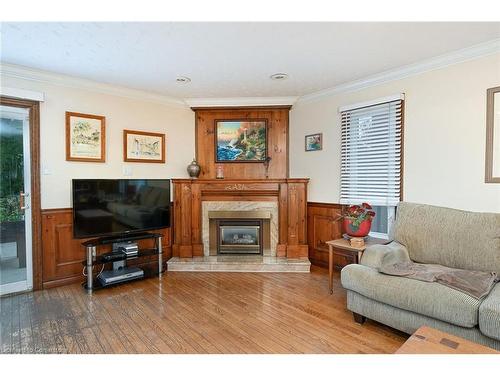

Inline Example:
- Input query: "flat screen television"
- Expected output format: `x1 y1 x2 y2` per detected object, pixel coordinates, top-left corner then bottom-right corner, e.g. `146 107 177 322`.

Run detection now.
72 179 171 239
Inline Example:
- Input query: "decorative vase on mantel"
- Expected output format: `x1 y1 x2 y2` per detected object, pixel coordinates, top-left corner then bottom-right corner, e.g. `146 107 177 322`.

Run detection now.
187 159 201 178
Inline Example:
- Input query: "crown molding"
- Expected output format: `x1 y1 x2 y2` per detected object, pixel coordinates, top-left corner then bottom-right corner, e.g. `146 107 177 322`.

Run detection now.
338 93 405 113
3 38 498 108
185 96 299 108
0 63 187 107
297 38 500 104
1 87 45 102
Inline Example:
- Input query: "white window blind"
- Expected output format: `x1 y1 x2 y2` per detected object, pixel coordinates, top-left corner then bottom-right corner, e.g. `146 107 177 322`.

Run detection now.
340 99 403 206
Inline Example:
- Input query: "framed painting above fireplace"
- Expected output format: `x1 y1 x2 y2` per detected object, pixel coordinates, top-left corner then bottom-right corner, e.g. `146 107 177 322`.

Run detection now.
215 120 267 162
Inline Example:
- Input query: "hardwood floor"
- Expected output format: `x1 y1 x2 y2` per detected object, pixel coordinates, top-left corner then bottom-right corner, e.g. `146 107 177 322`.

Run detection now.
0 266 407 354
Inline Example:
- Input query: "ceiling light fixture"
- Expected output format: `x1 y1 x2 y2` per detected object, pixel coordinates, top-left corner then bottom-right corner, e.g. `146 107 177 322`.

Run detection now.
270 73 288 81
176 76 191 84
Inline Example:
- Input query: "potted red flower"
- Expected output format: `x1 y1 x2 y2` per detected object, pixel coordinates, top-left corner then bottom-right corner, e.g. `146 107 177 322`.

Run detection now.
341 203 376 237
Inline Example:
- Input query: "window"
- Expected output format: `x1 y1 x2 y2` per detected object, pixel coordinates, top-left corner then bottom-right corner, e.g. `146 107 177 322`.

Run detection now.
340 95 404 238
369 205 396 238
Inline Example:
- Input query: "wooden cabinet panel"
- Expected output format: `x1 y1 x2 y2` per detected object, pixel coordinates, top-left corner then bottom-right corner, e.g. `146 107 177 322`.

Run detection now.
307 202 345 268
278 182 288 246
42 209 86 287
312 215 333 252
288 183 307 245
193 107 290 179
41 208 171 289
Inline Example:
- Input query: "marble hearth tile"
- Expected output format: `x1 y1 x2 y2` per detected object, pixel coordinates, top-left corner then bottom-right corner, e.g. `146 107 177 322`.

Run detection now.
167 256 311 272
202 201 279 257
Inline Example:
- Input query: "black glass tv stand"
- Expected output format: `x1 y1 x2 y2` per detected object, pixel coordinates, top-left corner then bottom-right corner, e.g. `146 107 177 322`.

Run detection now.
81 232 164 292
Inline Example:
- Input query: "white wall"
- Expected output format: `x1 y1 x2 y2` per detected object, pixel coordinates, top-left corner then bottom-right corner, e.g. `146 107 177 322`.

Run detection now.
1 75 195 209
290 53 500 212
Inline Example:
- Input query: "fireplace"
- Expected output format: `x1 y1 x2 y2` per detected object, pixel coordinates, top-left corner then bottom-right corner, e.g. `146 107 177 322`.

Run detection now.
207 210 272 256
217 220 262 255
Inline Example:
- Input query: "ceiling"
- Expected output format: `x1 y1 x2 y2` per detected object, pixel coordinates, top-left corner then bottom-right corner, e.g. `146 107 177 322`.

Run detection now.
1 22 500 99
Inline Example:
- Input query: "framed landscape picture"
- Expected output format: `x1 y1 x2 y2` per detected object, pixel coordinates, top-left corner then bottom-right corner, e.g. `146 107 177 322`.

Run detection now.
123 129 165 163
215 120 267 162
66 112 105 162
305 133 323 151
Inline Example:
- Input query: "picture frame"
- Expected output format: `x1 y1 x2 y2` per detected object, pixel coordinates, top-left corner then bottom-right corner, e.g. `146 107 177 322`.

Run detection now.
305 133 323 151
66 111 106 162
486 86 500 183
123 129 166 163
215 119 267 163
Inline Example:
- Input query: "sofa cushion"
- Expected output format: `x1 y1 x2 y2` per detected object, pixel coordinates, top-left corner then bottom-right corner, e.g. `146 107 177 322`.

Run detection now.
393 202 500 274
341 264 481 328
479 283 500 340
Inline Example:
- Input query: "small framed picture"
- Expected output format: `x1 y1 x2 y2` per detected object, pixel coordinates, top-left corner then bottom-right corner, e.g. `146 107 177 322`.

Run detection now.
123 129 165 163
305 133 323 151
66 112 106 162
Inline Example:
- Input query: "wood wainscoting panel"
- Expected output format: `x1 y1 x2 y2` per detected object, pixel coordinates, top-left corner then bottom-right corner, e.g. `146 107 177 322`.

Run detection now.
41 208 172 289
193 107 290 179
41 209 87 288
307 202 344 268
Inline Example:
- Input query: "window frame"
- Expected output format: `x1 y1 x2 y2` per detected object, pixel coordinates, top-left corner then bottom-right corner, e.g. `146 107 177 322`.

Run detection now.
339 95 405 239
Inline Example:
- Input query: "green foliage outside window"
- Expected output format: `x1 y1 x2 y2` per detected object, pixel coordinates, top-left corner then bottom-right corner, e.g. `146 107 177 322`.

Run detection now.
0 118 24 222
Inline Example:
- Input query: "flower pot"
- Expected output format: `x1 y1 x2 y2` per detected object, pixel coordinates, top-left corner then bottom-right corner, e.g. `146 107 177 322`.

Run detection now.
343 218 372 237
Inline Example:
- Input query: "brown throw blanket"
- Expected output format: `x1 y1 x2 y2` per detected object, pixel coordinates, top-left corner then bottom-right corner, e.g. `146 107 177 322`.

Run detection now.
379 261 499 300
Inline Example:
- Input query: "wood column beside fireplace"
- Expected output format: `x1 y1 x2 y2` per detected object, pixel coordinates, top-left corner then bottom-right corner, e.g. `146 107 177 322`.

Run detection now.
172 178 309 258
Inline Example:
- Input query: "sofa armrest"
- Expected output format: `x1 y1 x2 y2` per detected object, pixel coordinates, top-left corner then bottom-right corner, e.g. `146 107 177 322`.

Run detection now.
479 284 500 341
360 241 410 269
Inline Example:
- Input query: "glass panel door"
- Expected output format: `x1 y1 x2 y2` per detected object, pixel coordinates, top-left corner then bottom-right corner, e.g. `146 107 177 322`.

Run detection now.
0 105 32 295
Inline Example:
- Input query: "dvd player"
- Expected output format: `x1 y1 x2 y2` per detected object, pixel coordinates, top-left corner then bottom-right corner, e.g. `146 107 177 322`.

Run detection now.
98 267 144 286
102 252 127 262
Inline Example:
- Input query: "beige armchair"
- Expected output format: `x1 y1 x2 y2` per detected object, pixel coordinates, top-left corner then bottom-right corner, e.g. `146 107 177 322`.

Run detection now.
341 202 500 350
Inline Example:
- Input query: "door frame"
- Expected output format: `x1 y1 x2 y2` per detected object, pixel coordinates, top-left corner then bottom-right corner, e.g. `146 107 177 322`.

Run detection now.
0 96 42 290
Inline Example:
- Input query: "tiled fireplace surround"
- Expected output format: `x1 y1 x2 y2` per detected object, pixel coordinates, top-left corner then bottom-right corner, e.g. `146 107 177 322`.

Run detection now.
203 201 279 256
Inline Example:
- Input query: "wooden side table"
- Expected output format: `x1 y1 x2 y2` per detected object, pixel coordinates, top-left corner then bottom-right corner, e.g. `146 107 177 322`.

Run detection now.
326 237 388 294
396 326 499 354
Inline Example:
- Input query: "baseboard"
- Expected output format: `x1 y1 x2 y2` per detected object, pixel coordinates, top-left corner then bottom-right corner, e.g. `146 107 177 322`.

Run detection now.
309 258 329 269
43 275 84 289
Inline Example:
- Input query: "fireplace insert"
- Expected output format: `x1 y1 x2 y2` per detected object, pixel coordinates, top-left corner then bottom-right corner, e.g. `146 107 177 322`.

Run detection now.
216 220 263 255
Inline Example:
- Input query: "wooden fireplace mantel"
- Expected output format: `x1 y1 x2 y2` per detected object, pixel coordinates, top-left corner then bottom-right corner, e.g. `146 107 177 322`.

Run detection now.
172 178 309 258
